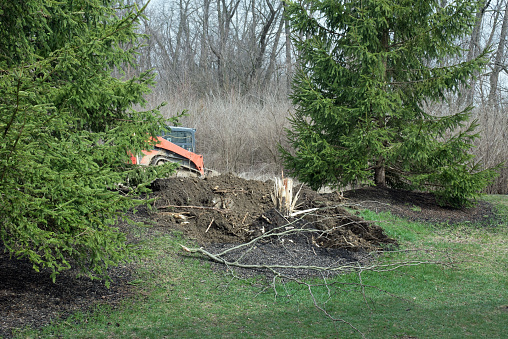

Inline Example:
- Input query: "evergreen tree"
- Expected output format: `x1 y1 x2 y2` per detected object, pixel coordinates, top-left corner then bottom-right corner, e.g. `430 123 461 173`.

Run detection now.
281 0 499 207
0 0 176 282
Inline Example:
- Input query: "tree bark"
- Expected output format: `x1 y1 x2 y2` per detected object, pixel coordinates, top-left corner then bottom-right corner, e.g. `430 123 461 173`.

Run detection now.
462 0 490 106
284 3 292 92
374 161 386 187
488 2 508 106
250 0 280 85
263 12 284 89
210 0 241 91
375 28 389 188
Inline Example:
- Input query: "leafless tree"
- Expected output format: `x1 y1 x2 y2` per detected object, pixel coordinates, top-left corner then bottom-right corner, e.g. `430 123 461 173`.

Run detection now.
137 0 289 97
488 1 508 106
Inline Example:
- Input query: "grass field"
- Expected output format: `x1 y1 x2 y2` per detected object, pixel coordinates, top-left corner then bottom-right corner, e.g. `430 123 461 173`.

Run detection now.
15 196 508 339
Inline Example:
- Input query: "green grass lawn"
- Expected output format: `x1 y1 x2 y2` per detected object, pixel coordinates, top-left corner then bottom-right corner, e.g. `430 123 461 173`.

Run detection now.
15 196 508 339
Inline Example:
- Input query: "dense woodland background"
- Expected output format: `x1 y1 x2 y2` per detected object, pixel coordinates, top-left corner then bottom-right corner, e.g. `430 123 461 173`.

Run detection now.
127 0 507 193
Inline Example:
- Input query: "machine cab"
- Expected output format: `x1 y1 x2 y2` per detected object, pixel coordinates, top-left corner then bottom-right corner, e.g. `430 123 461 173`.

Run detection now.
160 126 196 153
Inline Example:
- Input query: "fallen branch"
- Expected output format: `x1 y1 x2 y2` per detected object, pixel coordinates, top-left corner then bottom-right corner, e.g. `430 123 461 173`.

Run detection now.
158 204 229 213
205 218 214 233
181 244 444 273
290 207 319 217
241 212 249 224
178 200 454 337
181 239 447 339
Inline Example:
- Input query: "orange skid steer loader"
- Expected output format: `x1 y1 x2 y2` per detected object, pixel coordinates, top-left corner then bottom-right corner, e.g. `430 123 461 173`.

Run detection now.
130 126 205 177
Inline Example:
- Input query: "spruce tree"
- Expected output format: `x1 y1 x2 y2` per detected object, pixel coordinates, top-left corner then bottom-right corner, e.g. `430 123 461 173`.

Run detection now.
281 0 499 207
0 0 176 282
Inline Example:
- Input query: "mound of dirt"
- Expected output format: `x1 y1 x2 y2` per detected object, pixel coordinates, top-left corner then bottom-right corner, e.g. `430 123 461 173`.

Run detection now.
150 174 396 252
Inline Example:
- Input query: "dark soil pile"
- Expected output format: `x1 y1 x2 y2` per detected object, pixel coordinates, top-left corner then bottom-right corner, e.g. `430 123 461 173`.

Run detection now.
151 174 395 251
150 174 396 279
1 173 501 338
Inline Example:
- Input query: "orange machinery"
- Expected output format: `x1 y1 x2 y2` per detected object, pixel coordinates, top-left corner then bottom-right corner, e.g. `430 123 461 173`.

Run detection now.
130 126 205 176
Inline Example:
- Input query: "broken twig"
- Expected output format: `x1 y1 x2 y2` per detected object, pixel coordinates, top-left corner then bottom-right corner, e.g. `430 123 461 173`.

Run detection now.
205 218 214 233
158 204 229 213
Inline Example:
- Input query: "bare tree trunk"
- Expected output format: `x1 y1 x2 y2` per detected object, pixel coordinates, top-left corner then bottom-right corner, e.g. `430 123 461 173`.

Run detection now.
249 0 280 85
210 0 241 91
263 12 285 89
284 3 292 92
488 2 508 106
374 163 386 187
462 0 490 107
200 0 210 70
374 29 389 188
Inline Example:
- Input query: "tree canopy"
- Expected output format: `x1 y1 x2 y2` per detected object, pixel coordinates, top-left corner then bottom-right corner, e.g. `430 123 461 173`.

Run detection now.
0 0 176 282
281 0 499 207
